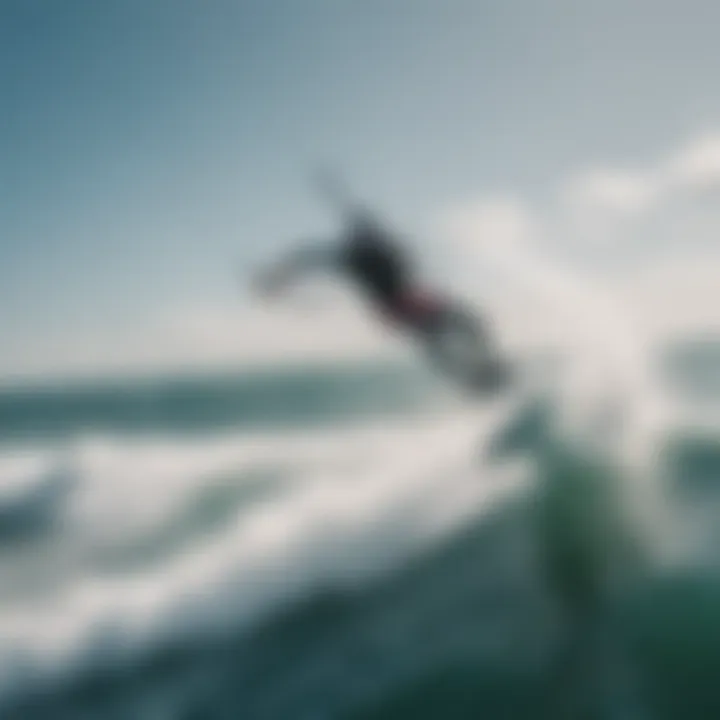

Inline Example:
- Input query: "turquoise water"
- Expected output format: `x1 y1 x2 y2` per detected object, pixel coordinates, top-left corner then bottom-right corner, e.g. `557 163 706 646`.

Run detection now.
0 364 435 441
0 347 717 719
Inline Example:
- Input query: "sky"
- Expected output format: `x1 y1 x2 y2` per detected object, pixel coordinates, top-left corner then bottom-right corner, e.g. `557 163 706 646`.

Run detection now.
2 0 720 381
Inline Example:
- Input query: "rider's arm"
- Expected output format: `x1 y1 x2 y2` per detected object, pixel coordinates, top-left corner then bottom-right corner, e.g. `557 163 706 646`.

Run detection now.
282 243 342 275
256 243 343 295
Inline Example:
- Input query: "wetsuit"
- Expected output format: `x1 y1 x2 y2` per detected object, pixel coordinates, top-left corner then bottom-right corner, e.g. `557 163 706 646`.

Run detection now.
264 215 506 392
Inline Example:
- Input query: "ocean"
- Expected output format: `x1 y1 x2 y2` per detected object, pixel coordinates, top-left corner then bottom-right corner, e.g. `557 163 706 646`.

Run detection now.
0 344 718 720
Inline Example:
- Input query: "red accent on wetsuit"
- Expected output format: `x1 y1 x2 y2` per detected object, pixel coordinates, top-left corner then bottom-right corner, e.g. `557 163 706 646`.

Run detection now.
386 289 448 327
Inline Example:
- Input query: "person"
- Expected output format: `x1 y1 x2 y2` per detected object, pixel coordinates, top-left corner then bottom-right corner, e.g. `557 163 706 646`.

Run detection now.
254 205 509 394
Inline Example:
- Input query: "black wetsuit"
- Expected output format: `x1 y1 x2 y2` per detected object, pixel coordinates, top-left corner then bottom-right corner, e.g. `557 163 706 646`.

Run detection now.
340 221 411 312
339 219 506 392
278 214 506 392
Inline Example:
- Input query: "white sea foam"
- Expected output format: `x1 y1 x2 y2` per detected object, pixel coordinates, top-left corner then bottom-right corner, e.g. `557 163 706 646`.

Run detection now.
0 398 529 700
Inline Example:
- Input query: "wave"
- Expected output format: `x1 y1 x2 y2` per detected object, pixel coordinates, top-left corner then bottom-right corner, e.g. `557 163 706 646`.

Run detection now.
0 396 534 709
0 400 710 719
0 451 75 542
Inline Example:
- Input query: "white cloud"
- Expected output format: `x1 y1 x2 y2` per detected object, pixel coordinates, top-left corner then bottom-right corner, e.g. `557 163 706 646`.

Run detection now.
438 195 645 384
438 130 720 349
439 195 534 251
561 168 659 215
665 132 720 191
560 130 720 224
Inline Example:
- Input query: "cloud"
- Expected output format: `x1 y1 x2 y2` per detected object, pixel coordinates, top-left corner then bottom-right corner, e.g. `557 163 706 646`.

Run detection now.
665 132 720 191
438 129 720 348
561 130 720 221
561 168 658 215
438 195 640 375
439 196 533 251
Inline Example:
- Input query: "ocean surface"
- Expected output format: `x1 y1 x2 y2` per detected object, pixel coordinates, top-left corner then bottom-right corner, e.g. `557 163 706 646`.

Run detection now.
0 345 718 720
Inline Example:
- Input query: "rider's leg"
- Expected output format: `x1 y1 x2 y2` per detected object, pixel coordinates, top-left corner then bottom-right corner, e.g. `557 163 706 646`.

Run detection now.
420 305 509 391
426 306 491 368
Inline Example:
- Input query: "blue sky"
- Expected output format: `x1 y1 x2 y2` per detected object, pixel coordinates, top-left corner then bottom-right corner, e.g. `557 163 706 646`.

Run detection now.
2 0 720 379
